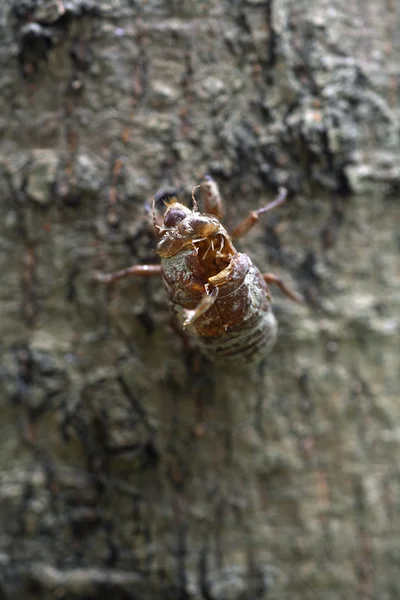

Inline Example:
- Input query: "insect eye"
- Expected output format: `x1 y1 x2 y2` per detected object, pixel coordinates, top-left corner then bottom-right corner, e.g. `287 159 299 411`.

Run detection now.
164 208 186 227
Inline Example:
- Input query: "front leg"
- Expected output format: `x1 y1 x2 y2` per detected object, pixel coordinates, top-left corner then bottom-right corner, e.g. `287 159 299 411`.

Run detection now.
231 187 287 239
263 272 303 303
95 264 162 283
183 286 219 328
200 175 224 219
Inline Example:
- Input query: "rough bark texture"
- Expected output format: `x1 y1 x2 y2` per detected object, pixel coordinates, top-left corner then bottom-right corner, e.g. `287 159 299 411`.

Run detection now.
0 1 399 599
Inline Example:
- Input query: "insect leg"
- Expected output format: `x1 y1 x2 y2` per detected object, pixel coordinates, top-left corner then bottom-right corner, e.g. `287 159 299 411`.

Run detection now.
262 272 303 303
200 176 223 218
231 187 287 239
94 264 162 283
183 286 219 328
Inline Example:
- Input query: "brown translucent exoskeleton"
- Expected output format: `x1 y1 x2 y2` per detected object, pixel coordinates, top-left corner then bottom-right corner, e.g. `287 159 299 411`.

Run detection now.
96 178 302 364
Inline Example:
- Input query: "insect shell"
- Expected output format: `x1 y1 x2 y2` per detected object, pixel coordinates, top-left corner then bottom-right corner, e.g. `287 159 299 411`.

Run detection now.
156 193 277 364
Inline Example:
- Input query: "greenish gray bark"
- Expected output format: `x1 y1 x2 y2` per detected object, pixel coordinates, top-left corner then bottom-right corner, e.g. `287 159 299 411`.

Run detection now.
0 0 399 599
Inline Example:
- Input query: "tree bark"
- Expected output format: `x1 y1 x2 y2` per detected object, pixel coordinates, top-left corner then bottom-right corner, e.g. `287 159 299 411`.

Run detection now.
0 0 399 599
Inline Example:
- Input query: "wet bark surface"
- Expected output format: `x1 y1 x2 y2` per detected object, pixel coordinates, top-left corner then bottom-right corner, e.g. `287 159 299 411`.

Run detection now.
0 1 399 598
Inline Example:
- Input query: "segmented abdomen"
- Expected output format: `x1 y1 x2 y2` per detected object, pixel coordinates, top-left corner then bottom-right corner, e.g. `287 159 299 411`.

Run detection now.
198 309 277 364
163 251 277 364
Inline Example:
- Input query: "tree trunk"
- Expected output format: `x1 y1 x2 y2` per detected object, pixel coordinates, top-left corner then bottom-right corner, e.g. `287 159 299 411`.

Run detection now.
0 1 399 598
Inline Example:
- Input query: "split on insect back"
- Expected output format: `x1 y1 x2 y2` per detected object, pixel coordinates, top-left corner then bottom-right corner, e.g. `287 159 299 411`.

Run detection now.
96 177 302 364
